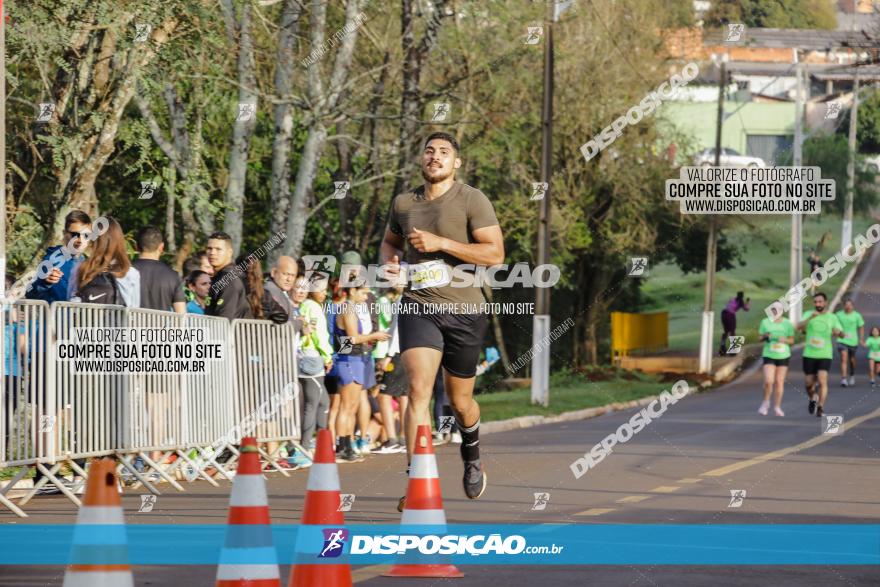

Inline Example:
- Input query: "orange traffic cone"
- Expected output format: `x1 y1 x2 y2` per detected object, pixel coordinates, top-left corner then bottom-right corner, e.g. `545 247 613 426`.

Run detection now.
383 424 463 578
63 459 134 587
288 429 352 587
216 437 281 587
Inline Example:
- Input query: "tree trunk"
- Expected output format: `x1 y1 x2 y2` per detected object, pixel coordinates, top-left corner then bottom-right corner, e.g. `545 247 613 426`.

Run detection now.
268 0 304 263
286 123 328 258
357 50 391 256
285 0 362 258
223 0 258 255
482 285 512 372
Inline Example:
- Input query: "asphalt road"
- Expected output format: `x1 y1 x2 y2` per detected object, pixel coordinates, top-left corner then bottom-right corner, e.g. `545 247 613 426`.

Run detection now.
3 259 880 586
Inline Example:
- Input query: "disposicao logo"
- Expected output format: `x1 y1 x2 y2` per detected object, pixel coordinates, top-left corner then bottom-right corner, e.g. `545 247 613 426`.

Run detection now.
319 528 349 558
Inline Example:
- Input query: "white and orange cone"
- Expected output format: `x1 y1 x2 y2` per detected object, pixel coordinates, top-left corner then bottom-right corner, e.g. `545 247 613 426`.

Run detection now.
383 424 464 578
63 459 134 587
216 437 281 587
288 428 352 587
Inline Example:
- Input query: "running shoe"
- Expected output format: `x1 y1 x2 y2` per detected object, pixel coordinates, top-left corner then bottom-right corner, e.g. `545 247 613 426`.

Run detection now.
871 380 876 388
287 449 313 470
816 405 825 418
376 440 403 454
463 460 487 500
841 378 848 387
773 406 785 417
336 447 362 463
808 398 817 414
758 400 770 416
431 432 446 446
397 495 406 513
354 437 371 455
849 376 856 386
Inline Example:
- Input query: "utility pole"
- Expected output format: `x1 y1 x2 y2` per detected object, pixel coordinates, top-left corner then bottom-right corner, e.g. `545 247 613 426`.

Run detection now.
844 70 859 253
699 55 726 373
790 61 804 325
531 0 554 407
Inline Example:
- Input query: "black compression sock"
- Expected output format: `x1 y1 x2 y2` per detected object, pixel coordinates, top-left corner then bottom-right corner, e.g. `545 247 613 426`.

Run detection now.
458 418 480 462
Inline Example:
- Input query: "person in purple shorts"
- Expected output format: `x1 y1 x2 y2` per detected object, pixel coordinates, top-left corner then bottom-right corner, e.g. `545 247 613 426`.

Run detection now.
720 291 750 355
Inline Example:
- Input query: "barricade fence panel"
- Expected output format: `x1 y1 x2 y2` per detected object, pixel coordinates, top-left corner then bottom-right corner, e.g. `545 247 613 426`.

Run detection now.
1 299 50 468
1 302 300 473
231 320 300 445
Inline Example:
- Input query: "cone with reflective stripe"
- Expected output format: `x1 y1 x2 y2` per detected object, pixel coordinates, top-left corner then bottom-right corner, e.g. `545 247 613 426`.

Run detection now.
288 428 352 587
63 458 134 587
216 437 281 587
383 424 464 578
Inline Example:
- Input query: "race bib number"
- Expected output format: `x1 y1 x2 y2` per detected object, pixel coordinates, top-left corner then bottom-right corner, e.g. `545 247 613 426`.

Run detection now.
409 260 450 291
809 337 825 349
870 351 880 361
770 342 787 354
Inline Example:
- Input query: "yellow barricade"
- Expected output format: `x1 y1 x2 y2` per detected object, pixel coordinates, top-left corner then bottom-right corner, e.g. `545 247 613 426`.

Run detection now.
611 311 668 363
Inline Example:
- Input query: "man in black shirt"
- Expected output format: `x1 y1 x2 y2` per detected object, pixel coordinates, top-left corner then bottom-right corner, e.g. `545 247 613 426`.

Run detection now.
132 226 186 314
205 232 251 320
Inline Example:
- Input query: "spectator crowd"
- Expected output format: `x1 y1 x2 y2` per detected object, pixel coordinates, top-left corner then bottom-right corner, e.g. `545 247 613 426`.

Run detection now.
3 210 495 492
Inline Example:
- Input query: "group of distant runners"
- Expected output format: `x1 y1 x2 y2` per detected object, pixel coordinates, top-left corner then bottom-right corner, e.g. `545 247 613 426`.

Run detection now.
752 293 879 418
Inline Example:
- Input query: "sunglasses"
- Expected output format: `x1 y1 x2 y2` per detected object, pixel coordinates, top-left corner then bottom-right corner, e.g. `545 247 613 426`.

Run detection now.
66 231 90 239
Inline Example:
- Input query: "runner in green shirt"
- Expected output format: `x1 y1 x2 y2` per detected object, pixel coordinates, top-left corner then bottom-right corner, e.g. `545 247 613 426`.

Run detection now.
758 315 795 417
863 326 880 387
797 292 843 418
834 298 865 387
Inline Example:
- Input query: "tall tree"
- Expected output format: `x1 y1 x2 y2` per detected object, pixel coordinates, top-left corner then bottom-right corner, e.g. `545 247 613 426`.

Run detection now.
9 1 180 290
284 0 363 258
268 0 305 258
221 0 259 255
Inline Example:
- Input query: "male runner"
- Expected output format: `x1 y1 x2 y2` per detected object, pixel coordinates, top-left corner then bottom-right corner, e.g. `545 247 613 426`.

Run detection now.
834 298 865 387
380 132 504 506
797 292 843 417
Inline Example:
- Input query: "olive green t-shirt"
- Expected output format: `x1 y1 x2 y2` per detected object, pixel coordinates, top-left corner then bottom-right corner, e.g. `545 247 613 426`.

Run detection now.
388 181 499 307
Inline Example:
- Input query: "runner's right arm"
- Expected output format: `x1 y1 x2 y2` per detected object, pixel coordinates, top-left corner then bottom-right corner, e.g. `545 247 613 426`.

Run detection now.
380 228 405 278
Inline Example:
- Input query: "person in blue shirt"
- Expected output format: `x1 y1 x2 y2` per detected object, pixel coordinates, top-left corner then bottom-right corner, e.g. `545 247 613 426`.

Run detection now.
3 275 26 462
25 210 93 303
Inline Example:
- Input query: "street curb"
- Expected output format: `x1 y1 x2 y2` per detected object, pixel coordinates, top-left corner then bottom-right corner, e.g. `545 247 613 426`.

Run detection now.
482 394 660 435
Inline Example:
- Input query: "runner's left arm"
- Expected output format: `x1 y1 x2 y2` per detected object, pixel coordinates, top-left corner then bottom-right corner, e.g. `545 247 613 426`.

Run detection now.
412 224 505 266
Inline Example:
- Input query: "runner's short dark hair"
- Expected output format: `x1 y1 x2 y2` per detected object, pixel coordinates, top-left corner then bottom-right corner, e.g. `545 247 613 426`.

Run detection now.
64 210 92 231
424 132 460 154
814 292 828 301
136 226 164 252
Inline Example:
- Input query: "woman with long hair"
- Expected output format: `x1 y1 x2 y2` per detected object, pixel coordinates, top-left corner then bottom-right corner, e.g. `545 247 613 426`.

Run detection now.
333 285 389 462
71 217 140 307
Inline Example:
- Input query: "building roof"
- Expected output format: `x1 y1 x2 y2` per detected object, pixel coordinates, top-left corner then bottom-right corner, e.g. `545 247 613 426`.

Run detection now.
702 27 879 50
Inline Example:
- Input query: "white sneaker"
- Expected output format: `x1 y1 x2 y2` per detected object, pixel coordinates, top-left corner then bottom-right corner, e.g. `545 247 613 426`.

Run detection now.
773 406 785 417
841 378 849 387
848 376 856 386
758 400 770 416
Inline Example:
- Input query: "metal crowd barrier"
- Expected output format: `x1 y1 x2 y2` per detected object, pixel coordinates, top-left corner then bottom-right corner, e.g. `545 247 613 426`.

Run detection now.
0 301 301 518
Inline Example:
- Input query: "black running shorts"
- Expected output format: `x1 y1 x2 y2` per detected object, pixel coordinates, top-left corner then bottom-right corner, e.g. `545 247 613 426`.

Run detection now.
380 355 408 397
803 357 832 375
762 357 790 367
398 298 488 378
